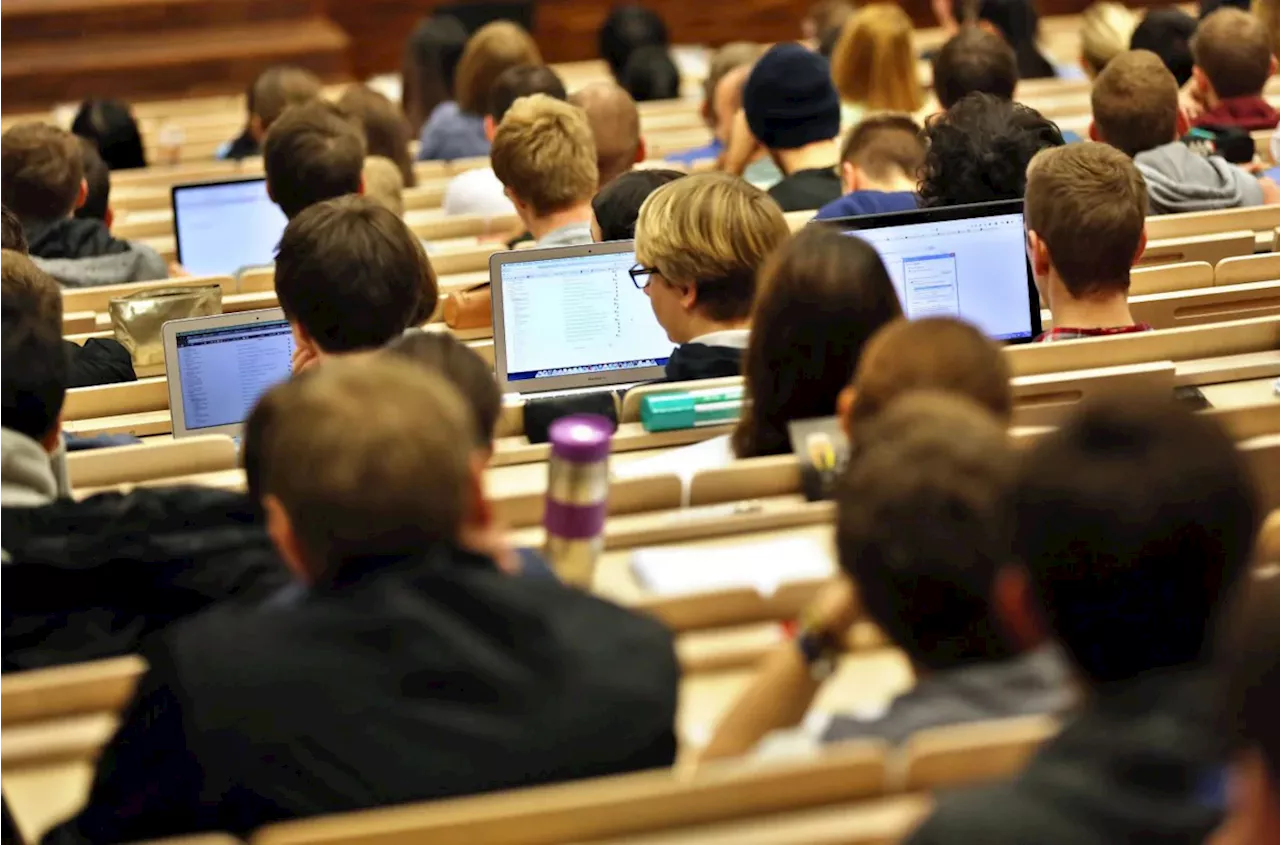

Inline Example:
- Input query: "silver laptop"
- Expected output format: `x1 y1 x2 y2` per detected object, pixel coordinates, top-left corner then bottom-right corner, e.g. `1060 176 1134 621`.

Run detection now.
490 241 675 396
161 309 294 438
171 177 288 277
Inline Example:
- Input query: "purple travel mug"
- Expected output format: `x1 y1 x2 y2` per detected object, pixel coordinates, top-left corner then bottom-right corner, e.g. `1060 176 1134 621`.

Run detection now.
543 414 613 586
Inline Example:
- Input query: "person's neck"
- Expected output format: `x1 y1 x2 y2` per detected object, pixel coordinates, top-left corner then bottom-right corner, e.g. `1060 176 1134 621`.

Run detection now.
527 204 592 242
1048 277 1136 331
679 315 749 344
773 141 839 177
857 174 918 194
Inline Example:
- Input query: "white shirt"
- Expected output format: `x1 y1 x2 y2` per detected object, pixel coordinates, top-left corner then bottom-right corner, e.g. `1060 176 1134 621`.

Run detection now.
687 328 750 349
442 167 515 218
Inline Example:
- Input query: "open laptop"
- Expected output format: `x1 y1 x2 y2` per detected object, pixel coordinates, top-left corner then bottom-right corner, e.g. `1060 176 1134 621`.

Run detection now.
821 199 1043 343
171 177 288 277
490 241 675 396
161 309 294 439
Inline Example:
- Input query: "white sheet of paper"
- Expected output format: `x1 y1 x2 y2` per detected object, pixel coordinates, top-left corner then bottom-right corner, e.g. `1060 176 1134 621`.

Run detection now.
630 536 833 597
611 434 735 486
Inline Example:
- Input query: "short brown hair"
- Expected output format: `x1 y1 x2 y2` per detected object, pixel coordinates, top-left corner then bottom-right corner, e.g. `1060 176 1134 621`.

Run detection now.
454 21 542 114
264 100 366 220
703 42 763 124
252 66 323 131
256 357 478 577
1 123 84 223
338 84 416 188
1025 143 1147 298
1193 8 1274 99
1 248 61 332
387 331 502 447
2 250 68 441
491 94 598 216
932 27 1018 110
847 317 1012 428
570 82 641 188
274 195 435 352
635 172 789 323
1091 50 1180 157
2 205 29 253
840 114 925 182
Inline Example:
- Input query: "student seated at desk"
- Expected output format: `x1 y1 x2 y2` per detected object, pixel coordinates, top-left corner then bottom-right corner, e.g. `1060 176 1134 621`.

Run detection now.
931 27 1018 111
0 123 167 287
633 172 790 381
43 358 679 844
276 196 437 373
2 215 134 388
815 115 925 220
264 99 367 221
1 258 288 672
590 168 685 242
1189 9 1280 131
1024 143 1152 341
698 392 1070 763
906 394 1260 845
733 226 901 458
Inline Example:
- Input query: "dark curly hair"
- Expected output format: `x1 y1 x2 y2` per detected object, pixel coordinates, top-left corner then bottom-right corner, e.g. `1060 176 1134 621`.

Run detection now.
918 93 1064 208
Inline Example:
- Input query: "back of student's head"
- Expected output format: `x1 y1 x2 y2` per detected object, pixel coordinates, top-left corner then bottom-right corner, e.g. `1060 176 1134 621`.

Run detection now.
264 100 366 220
702 42 763 128
253 357 478 580
274 195 434 352
386 331 501 450
1 250 67 444
488 64 568 123
960 0 1056 79
251 66 323 134
338 84 416 188
591 168 685 241
571 82 642 187
804 0 856 43
1129 7 1199 86
2 206 28 253
845 317 1012 428
831 3 925 113
1081 2 1138 77
1 123 85 226
734 226 902 458
454 22 543 116
918 93 1063 207
837 391 1020 671
840 114 925 186
621 45 681 102
1025 142 1146 299
362 155 406 217
635 172 789 319
1090 49 1179 158
1013 394 1259 686
1193 8 1275 99
74 137 110 223
742 43 841 152
402 14 469 131
491 94 598 216
599 5 670 79
932 27 1019 111
70 99 146 170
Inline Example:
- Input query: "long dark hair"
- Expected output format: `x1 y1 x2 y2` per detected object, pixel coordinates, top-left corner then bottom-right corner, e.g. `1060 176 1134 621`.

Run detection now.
71 99 146 170
956 0 1056 79
733 227 903 458
402 15 469 135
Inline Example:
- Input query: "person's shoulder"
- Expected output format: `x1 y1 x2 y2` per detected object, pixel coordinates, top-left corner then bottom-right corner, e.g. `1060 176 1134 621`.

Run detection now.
815 190 917 220
903 781 1031 844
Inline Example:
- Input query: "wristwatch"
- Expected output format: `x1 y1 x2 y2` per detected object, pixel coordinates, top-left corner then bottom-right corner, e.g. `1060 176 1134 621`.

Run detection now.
794 616 842 682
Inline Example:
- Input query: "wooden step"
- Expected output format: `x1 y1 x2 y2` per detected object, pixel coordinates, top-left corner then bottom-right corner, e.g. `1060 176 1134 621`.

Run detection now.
2 17 350 113
1 0 326 42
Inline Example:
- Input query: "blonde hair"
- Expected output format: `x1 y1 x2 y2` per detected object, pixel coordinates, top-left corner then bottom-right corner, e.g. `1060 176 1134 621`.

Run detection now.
1080 2 1138 77
362 155 405 217
831 4 925 113
257 357 477 577
491 94 598 216
634 172 789 322
454 22 542 114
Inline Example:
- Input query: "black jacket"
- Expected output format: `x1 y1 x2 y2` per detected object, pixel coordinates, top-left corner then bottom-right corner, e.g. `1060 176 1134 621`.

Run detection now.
2 487 291 673
42 545 680 843
26 217 135 261
65 338 136 388
905 666 1226 845
663 342 744 382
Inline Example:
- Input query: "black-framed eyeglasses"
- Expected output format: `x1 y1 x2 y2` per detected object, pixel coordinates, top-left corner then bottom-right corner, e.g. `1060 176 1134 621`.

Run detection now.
629 263 659 290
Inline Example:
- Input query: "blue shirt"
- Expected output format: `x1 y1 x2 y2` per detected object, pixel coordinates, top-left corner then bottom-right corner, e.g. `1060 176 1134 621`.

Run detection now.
417 101 489 162
814 190 918 221
665 138 723 166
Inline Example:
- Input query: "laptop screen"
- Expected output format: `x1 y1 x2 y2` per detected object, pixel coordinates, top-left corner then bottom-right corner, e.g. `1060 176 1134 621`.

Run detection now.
838 204 1040 342
498 249 674 384
174 319 293 432
172 179 288 276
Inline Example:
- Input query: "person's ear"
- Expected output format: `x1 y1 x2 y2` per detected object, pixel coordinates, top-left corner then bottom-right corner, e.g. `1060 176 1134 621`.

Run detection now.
993 565 1045 652
634 137 647 166
104 207 114 230
1193 66 1213 100
75 179 88 212
836 385 857 440
250 114 265 143
484 115 497 143
1272 56 1278 77
1026 229 1052 280
39 412 63 455
1087 120 1101 143
265 179 275 202
1175 106 1191 138
678 279 699 312
357 173 365 197
840 161 858 194
465 451 492 532
264 494 314 584
1132 227 1148 268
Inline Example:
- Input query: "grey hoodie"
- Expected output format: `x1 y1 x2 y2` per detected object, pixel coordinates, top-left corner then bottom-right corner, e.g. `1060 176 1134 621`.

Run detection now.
1134 141 1264 215
1 428 71 509
32 247 168 289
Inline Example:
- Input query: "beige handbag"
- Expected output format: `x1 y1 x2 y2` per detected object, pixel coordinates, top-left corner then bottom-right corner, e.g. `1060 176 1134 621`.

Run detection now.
109 285 223 366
